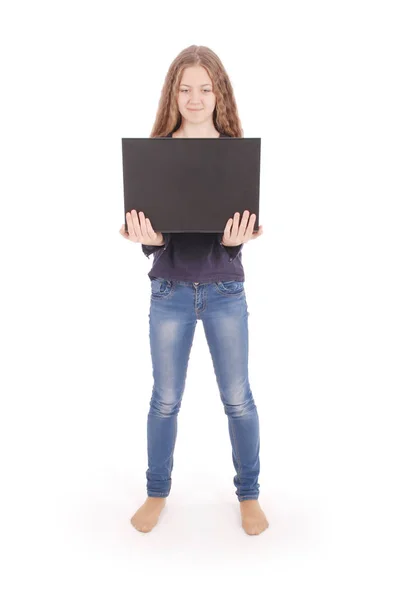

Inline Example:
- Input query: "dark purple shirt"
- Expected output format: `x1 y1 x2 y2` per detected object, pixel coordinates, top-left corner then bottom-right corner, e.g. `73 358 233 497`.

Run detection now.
141 132 244 283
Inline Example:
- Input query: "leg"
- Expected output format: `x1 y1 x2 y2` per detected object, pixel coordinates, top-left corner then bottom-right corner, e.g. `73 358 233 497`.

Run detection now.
201 282 260 501
201 282 268 535
131 280 197 533
146 281 197 497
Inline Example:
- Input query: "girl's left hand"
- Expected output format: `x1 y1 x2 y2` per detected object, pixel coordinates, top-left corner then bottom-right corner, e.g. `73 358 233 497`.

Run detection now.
221 210 263 247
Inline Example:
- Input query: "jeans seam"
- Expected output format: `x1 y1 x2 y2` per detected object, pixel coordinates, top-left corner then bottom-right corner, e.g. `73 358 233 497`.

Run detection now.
214 283 245 297
230 417 242 485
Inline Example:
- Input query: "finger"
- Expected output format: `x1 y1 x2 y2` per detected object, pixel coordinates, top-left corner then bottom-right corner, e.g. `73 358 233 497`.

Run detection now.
137 211 147 241
131 209 141 238
145 217 157 242
126 212 134 237
252 224 263 239
231 212 240 237
245 213 257 240
239 210 250 238
120 224 128 237
223 217 233 242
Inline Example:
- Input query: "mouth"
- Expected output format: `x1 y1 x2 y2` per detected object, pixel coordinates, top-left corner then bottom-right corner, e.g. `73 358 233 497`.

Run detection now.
187 108 203 111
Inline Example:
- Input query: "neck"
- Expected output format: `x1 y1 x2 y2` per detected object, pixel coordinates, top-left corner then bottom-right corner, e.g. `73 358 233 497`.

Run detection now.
174 121 220 138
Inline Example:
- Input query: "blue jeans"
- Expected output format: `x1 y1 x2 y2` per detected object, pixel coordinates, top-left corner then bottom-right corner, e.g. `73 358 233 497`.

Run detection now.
146 278 260 502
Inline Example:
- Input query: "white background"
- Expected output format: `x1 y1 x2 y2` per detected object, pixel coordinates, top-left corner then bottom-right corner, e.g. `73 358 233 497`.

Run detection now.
1 0 400 598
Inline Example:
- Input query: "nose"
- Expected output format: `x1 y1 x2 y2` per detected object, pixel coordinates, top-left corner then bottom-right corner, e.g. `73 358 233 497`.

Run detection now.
187 90 202 103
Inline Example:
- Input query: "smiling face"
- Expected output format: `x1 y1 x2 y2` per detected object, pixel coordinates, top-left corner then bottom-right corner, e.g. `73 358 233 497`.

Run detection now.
176 65 216 125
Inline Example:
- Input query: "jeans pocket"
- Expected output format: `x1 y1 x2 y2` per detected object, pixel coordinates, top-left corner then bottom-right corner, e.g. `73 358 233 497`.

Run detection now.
214 280 245 296
151 277 175 299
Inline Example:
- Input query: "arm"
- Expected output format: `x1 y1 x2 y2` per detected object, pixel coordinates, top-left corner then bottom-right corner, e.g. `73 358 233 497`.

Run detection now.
142 233 170 259
217 233 243 262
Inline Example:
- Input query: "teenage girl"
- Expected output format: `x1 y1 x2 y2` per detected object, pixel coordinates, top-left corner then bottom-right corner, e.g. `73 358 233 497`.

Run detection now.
119 45 268 535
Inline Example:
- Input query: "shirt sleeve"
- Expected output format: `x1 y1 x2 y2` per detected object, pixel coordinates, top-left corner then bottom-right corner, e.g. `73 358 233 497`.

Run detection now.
141 233 170 259
216 233 243 262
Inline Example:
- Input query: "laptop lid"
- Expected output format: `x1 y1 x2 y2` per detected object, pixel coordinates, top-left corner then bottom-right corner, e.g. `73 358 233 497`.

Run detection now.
122 137 261 234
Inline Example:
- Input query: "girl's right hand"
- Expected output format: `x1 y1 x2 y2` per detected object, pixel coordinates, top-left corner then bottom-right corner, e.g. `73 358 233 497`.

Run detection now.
119 209 164 245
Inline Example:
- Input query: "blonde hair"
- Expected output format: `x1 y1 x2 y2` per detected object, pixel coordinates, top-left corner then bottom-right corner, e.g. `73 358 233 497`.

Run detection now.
150 45 243 138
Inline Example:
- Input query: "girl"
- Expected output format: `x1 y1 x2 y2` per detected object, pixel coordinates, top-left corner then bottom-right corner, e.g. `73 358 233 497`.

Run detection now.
119 45 268 536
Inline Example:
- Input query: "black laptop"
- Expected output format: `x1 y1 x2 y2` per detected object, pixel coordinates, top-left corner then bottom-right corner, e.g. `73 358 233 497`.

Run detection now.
122 137 261 234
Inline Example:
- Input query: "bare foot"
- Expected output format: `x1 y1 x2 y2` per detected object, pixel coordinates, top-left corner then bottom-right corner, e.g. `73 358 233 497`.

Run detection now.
130 497 166 533
240 499 269 535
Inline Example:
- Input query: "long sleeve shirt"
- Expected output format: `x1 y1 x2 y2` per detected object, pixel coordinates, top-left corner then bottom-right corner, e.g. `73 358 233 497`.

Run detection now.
141 132 245 283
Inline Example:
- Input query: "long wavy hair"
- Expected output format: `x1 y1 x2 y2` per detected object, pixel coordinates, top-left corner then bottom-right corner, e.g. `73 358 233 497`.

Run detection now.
150 45 243 138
